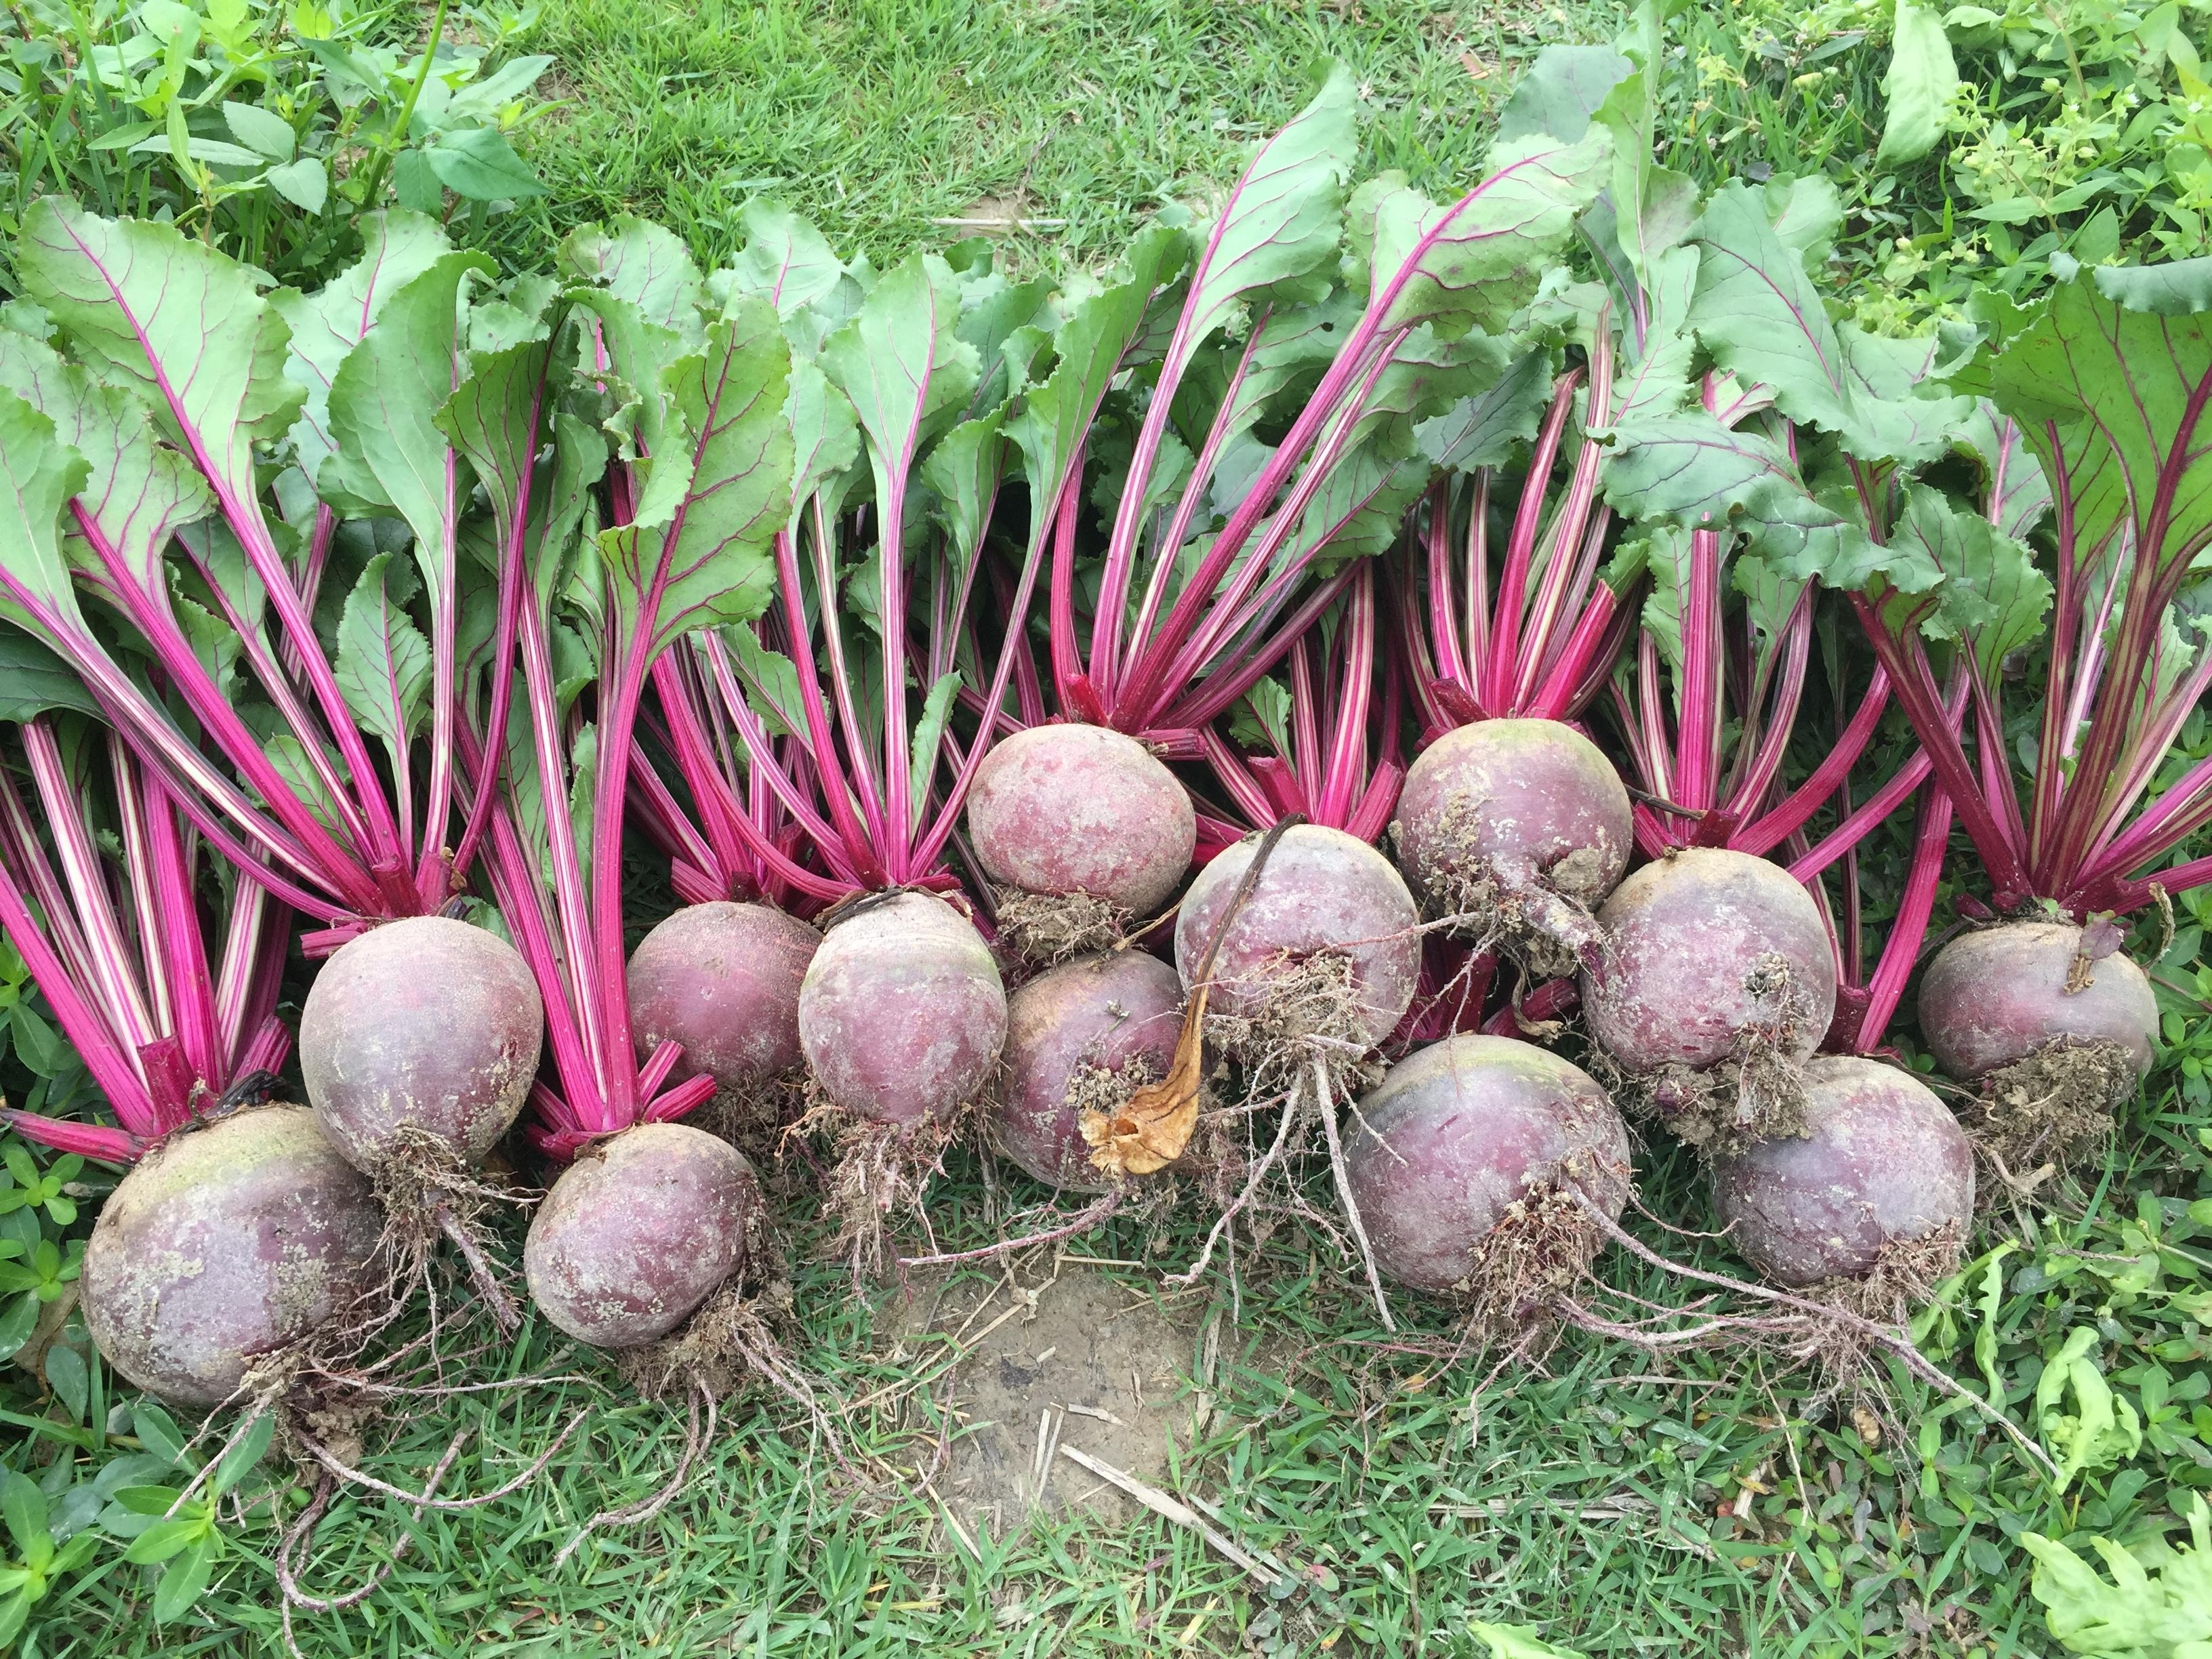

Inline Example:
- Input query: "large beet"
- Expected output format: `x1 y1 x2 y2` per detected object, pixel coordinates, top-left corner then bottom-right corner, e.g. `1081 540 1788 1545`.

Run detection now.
967 724 1195 914
798 891 1007 1125
1581 848 1837 1075
1394 718 1632 974
82 1107 383 1408
629 901 819 1089
1174 824 1421 1053
1919 922 2158 1084
300 916 543 1172
1343 1036 1630 1295
524 1124 760 1347
992 951 1185 1191
1710 1056 1973 1287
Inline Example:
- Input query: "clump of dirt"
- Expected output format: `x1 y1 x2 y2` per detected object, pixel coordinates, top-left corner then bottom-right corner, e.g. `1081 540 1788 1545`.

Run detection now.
994 887 1130 968
1966 1040 2134 1176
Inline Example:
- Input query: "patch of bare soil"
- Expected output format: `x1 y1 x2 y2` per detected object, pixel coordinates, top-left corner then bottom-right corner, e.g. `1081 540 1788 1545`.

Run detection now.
890 1267 1208 1538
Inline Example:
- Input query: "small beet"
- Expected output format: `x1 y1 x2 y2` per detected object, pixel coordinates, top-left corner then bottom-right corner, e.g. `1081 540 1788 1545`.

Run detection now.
524 1124 761 1348
798 890 1007 1125
1709 1056 1973 1286
1343 1035 1630 1295
1394 718 1632 972
1919 921 2158 1084
629 901 820 1089
1174 824 1421 1052
967 724 1195 914
993 951 1185 1191
300 916 543 1173
1581 848 1837 1074
81 1107 383 1408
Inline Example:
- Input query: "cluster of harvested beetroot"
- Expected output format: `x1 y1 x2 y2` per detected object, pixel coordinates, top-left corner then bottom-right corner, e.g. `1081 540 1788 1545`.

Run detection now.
0 53 2198 1498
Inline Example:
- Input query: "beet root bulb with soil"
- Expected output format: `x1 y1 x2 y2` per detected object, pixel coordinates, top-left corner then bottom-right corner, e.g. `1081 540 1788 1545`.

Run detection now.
299 916 545 1175
965 724 1196 941
1174 823 1422 1063
797 891 1008 1128
523 1124 764 1349
1343 1034 1631 1313
81 1107 386 1409
1708 1056 1974 1300
991 950 1186 1191
628 901 821 1092
1580 848 1837 1149
1393 718 1633 977
1917 921 2160 1168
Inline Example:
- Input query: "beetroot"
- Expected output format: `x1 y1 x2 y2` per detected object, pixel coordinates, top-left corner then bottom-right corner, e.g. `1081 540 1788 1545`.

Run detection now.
1580 848 1837 1145
993 951 1185 1191
1394 718 1632 975
798 891 1008 1126
300 916 544 1173
81 1107 384 1408
1918 920 2158 1166
629 902 820 1090
1343 1035 1630 1296
524 1124 762 1347
1709 1057 1973 1288
1919 922 2158 1084
967 725 1195 916
1174 824 1421 1055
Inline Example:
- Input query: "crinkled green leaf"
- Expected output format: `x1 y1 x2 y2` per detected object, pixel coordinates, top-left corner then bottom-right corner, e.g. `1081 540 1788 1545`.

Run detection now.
722 199 844 323
1496 45 1632 144
918 408 1006 571
0 327 211 605
1349 131 1611 339
1954 402 2053 541
333 552 431 761
783 356 863 527
1602 411 1890 585
1992 267 2212 592
595 297 794 649
1164 65 1355 387
18 201 302 550
1690 184 1970 464
271 210 449 489
562 217 704 346
1009 224 1185 550
1417 344 1555 470
821 253 981 527
0 390 95 638
1885 483 2051 678
908 670 959 824
325 251 494 596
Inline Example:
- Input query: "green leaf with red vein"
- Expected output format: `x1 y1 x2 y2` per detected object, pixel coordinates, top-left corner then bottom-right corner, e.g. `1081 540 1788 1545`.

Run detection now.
18 201 302 541
1991 268 2212 590
562 217 704 346
1689 183 1970 464
597 296 795 649
1349 130 1612 339
271 210 450 492
333 551 432 761
0 327 211 602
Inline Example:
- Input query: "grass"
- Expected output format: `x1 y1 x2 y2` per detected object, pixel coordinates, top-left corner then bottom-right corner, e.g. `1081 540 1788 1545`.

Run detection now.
495 0 1612 274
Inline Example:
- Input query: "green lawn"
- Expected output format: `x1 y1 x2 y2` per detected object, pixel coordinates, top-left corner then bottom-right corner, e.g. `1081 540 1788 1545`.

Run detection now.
497 0 1605 274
